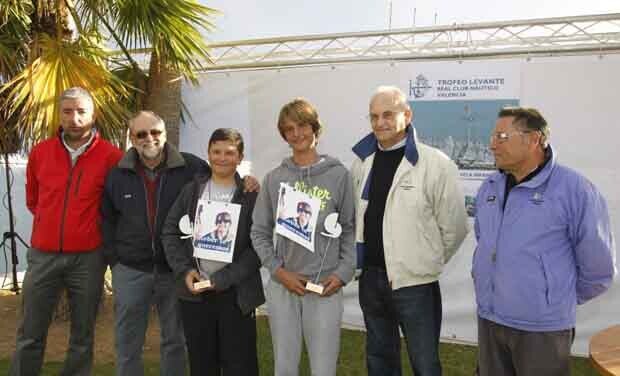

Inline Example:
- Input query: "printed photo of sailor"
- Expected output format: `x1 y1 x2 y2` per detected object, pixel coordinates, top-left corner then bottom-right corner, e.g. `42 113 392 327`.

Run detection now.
196 211 233 252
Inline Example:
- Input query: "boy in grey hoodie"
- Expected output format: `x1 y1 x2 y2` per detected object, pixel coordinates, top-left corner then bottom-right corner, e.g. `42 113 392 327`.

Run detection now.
251 98 355 376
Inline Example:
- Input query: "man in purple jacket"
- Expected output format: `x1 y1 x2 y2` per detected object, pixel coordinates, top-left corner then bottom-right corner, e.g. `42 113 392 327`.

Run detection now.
473 107 615 376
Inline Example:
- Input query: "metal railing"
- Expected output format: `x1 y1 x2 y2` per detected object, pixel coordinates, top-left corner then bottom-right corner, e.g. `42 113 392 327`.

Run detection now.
122 13 620 72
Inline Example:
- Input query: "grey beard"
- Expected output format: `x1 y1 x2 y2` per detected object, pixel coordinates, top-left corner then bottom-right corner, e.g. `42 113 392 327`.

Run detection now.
141 147 163 160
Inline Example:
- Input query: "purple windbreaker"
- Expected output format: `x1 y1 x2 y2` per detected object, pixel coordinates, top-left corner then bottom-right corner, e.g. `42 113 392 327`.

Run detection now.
472 147 615 332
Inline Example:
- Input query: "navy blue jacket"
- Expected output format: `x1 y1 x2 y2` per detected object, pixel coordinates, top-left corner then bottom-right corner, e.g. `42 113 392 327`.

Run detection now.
102 144 210 272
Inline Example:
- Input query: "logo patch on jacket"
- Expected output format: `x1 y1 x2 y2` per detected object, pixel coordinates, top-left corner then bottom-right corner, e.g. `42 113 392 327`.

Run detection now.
530 192 544 205
123 194 132 199
486 195 496 203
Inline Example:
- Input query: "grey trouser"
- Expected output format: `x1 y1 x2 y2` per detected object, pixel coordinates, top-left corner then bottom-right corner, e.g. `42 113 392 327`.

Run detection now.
10 248 105 376
111 263 186 376
266 278 344 376
477 317 574 376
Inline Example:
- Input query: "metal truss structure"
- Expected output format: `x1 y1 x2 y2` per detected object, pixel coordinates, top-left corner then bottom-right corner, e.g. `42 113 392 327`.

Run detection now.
197 13 620 72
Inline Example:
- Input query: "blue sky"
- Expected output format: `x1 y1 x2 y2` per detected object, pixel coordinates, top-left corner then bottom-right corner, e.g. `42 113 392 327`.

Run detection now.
201 0 619 41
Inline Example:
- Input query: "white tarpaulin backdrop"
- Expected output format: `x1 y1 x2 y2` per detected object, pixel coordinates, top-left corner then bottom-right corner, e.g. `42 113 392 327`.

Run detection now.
179 55 620 356
1 54 618 356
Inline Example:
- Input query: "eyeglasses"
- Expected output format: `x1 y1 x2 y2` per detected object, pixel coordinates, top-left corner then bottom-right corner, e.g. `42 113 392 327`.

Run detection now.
134 129 163 139
489 130 531 144
367 110 404 123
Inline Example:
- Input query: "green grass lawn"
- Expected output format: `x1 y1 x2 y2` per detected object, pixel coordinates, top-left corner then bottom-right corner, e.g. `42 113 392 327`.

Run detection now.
0 316 598 375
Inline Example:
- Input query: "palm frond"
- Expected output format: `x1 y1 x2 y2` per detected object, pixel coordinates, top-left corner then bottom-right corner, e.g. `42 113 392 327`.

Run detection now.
74 0 117 32
0 0 33 26
113 0 218 83
0 0 32 80
0 33 131 150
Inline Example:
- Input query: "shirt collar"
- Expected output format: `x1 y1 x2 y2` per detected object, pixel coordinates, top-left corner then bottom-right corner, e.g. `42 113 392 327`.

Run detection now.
377 136 407 151
62 129 96 154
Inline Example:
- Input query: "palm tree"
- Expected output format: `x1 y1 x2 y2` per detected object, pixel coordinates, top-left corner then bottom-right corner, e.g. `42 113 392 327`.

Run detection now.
0 0 31 153
0 0 217 150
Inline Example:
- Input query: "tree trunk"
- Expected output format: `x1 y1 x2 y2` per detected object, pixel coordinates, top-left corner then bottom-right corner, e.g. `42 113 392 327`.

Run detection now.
32 0 75 40
143 49 183 148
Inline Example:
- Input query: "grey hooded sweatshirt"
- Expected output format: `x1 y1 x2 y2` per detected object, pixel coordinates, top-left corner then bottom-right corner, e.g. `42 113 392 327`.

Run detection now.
251 155 356 284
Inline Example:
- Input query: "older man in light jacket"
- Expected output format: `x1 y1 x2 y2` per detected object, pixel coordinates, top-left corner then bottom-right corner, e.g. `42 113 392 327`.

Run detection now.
351 86 468 376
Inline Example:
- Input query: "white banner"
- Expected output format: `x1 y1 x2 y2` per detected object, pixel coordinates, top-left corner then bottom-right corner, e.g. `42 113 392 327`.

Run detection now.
125 54 620 356
407 64 520 221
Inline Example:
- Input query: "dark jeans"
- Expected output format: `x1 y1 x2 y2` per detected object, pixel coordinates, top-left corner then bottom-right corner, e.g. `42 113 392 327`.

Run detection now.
359 267 442 376
179 289 258 376
111 264 186 376
10 248 105 376
477 317 574 376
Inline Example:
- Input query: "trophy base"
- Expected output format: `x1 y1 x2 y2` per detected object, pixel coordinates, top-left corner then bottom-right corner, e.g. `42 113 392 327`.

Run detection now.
194 280 212 289
305 281 324 295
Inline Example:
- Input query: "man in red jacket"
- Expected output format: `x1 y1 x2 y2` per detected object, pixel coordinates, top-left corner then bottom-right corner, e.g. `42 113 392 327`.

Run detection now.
10 87 123 376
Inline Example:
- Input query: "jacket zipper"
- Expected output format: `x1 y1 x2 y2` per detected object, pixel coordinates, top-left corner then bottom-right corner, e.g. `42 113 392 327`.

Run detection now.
58 133 95 252
141 179 155 255
490 183 508 314
74 170 83 196
381 160 405 282
153 173 165 256
190 180 203 268
142 172 165 263
59 164 76 253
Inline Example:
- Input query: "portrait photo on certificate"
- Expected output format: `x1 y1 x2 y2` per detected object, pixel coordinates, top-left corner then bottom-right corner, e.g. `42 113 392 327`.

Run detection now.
275 183 321 252
193 200 241 263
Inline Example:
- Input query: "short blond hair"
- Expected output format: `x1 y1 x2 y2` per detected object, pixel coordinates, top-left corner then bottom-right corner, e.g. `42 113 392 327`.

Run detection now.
277 98 323 140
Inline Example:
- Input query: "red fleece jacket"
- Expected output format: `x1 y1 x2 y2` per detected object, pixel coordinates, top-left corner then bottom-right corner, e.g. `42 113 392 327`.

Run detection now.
26 132 122 252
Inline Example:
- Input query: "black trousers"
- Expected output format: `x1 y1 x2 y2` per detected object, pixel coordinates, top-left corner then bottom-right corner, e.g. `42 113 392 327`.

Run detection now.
179 289 259 376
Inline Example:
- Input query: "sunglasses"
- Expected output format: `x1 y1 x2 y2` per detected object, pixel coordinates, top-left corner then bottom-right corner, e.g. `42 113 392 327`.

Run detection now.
216 219 232 224
134 129 163 139
297 209 312 215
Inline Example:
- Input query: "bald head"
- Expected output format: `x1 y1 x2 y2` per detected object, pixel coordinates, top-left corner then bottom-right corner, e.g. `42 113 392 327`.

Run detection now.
368 86 412 149
370 86 410 112
128 111 165 132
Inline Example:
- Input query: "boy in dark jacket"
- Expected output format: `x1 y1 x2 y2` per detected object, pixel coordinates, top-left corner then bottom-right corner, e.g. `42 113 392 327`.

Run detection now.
162 128 264 376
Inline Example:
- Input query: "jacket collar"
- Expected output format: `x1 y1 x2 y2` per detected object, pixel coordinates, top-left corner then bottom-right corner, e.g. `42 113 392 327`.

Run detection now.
194 171 244 201
194 171 243 189
118 143 186 171
488 145 557 188
57 128 100 155
352 124 419 166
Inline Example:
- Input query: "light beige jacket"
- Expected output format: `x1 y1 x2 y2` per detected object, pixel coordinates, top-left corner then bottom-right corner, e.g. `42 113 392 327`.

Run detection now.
351 134 468 290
